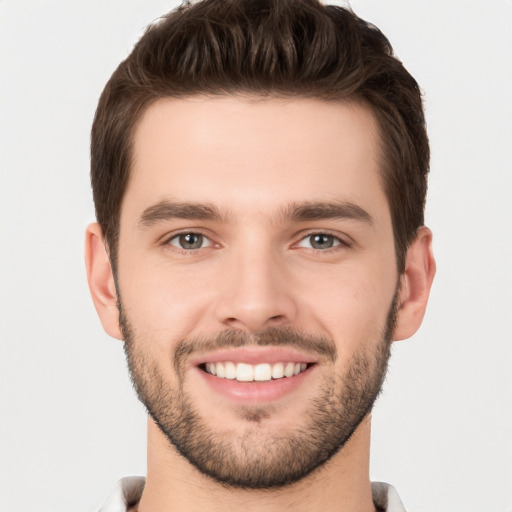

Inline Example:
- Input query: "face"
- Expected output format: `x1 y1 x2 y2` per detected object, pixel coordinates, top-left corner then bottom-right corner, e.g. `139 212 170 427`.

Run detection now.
116 97 400 488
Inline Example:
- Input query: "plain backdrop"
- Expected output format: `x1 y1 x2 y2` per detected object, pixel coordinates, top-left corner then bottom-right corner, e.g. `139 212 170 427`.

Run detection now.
1 1 511 511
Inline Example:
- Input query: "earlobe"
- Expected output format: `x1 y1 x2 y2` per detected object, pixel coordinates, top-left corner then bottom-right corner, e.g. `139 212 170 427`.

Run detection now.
393 226 436 341
84 223 123 340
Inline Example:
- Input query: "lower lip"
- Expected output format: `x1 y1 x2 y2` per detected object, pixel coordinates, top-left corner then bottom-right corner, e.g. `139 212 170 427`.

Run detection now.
195 365 316 403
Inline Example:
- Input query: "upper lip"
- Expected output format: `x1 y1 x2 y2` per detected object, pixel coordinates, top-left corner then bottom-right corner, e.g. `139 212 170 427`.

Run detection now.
189 346 317 367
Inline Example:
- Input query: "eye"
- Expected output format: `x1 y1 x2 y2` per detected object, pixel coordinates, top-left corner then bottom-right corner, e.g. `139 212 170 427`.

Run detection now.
167 232 212 250
297 233 343 250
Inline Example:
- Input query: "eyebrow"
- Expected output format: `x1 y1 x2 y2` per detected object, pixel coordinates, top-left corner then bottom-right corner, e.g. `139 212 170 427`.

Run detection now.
139 201 228 227
138 199 373 228
282 201 374 225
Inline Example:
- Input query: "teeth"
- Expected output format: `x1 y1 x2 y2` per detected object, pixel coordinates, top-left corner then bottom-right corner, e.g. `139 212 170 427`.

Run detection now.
216 362 225 378
204 361 309 382
254 363 272 381
284 362 295 378
236 363 254 382
225 361 236 380
271 362 284 379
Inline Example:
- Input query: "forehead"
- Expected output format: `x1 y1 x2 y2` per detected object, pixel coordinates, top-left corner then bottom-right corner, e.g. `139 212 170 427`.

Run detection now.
124 96 388 224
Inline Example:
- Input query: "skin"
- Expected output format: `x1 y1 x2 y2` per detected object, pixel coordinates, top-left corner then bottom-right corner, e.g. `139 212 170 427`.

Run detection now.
85 96 435 512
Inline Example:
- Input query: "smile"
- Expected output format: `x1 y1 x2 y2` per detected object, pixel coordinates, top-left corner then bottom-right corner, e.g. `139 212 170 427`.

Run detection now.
204 361 309 382
192 347 318 402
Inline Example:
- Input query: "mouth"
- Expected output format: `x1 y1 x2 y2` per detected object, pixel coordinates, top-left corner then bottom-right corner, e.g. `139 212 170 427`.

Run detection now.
191 347 318 403
201 361 311 382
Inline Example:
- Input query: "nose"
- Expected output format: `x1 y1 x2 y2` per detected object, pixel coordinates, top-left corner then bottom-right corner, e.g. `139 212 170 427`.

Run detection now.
214 245 298 333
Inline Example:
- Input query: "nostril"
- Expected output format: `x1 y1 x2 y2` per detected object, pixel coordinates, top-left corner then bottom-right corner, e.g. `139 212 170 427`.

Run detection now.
218 305 296 332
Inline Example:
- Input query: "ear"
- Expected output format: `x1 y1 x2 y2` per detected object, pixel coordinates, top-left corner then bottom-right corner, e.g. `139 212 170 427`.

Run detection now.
84 223 123 340
393 226 436 341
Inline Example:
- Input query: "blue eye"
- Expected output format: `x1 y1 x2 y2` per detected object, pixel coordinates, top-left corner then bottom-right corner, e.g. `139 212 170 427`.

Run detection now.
298 233 342 250
168 233 211 250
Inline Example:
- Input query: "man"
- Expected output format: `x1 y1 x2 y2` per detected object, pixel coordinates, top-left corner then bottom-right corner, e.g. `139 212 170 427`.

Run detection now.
85 0 435 510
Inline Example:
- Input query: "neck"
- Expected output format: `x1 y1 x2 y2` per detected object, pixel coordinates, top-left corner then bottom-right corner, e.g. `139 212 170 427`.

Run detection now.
137 415 376 512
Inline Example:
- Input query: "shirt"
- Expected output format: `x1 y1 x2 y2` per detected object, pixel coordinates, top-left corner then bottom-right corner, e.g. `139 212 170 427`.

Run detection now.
97 476 407 512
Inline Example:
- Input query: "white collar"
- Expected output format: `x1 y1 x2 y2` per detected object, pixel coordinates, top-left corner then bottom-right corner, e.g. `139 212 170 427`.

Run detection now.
97 477 406 512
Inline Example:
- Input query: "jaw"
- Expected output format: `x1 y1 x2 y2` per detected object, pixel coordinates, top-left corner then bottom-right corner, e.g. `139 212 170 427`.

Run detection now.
143 408 375 512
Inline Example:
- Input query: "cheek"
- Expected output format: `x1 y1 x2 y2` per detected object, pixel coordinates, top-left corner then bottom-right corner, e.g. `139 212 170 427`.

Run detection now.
297 263 396 354
118 256 219 341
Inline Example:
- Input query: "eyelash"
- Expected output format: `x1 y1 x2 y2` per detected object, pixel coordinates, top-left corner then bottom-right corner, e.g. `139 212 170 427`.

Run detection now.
161 231 214 254
160 230 351 254
293 231 351 252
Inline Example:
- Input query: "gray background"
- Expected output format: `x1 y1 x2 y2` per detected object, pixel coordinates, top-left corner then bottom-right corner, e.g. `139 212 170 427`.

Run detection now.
1 1 511 511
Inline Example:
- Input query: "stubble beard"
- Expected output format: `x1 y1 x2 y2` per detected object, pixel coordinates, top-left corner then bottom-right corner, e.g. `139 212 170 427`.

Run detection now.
120 294 397 490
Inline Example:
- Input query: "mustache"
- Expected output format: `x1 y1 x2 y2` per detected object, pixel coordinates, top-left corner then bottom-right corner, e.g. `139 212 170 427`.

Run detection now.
174 326 338 371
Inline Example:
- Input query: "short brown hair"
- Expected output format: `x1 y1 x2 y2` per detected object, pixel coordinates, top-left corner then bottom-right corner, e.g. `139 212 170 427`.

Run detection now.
91 0 429 272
